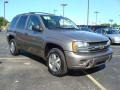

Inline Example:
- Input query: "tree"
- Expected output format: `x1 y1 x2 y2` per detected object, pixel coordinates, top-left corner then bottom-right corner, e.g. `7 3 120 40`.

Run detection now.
112 23 118 27
0 17 8 28
101 23 110 27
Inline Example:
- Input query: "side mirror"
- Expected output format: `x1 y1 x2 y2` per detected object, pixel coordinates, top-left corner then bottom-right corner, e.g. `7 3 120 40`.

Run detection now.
32 25 43 32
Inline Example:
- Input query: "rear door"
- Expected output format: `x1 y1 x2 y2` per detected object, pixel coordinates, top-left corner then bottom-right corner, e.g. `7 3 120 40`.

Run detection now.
15 15 29 50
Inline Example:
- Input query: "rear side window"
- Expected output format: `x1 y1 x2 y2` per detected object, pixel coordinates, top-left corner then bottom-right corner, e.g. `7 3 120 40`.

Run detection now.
10 16 20 28
16 15 28 29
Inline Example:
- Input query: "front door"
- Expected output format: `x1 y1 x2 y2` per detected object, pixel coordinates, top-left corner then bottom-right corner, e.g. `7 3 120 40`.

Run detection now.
25 15 44 56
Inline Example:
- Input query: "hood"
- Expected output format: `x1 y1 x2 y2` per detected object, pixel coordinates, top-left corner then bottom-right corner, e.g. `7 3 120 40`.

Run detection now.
48 30 108 42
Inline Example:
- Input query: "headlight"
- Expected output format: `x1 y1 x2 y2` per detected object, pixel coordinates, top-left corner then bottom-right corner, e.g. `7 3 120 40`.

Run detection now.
72 41 89 52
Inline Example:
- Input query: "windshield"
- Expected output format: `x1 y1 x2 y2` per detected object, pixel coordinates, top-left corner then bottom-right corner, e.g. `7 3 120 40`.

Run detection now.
106 29 120 34
41 15 79 30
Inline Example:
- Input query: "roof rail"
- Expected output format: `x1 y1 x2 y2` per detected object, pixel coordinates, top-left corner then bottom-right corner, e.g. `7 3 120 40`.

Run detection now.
18 12 55 16
28 12 54 15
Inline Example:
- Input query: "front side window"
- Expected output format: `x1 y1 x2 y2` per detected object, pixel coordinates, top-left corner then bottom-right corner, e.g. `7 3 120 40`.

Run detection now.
27 15 41 30
16 15 28 29
41 15 79 30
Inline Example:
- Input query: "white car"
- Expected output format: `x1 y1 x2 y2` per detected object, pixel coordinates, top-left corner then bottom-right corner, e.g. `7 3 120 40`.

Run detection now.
95 28 120 44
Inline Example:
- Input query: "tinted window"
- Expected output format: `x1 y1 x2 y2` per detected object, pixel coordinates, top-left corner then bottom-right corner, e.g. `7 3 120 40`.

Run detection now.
106 29 119 34
96 29 102 34
27 15 41 30
102 29 107 34
10 16 20 28
16 15 28 29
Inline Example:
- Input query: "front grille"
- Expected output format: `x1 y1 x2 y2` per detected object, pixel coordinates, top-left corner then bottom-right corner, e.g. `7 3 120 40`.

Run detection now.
88 41 109 52
96 60 106 65
89 41 107 46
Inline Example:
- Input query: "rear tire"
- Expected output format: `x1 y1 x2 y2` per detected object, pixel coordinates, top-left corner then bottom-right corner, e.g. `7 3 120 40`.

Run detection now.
9 39 20 56
47 48 68 77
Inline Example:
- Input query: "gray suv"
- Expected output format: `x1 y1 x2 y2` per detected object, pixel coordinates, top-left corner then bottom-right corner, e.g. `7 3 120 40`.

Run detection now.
7 12 112 76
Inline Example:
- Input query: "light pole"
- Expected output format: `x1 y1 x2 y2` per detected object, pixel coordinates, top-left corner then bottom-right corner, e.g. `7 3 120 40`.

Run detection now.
87 0 90 28
118 15 120 25
109 19 113 27
61 3 67 17
94 11 99 25
3 0 8 26
53 9 57 15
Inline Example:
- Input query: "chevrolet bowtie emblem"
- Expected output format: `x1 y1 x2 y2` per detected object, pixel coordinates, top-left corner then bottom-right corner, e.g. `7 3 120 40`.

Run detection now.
99 45 104 49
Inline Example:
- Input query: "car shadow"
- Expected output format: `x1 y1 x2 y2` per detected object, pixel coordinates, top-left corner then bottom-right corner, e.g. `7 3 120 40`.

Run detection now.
0 61 2 64
20 50 106 77
20 50 47 66
111 44 120 46
68 65 105 76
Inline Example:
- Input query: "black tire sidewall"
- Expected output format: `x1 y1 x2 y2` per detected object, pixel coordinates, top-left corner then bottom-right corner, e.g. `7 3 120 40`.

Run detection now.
9 39 19 55
47 48 67 77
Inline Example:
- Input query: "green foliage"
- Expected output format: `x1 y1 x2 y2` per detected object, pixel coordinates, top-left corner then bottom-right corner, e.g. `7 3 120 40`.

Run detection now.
112 23 119 27
101 23 120 27
101 23 110 27
0 17 8 28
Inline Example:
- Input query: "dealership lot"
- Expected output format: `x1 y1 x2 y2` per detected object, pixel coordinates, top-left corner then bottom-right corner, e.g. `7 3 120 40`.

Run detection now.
0 32 120 90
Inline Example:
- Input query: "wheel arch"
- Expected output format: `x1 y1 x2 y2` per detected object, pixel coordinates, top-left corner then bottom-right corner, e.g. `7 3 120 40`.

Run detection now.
7 35 15 43
44 43 65 58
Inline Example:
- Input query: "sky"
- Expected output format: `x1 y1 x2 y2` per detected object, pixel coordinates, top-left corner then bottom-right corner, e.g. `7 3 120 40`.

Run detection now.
0 0 120 25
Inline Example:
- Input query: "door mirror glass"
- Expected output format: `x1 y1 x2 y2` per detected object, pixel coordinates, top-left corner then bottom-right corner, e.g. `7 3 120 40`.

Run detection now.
32 25 43 31
27 15 43 31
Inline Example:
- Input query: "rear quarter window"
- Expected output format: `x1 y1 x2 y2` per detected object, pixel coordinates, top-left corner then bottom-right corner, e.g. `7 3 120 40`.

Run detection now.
9 16 20 28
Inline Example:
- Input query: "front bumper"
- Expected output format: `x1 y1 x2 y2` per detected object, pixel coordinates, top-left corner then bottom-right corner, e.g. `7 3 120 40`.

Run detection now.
65 48 112 69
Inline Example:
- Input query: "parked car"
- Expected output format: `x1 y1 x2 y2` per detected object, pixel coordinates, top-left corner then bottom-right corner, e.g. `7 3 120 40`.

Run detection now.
95 28 120 44
113 27 120 31
7 12 112 76
80 27 93 32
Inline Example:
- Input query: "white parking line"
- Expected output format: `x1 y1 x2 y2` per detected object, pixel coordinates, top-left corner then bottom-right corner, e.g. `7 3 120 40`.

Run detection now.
82 70 106 90
24 62 31 65
113 55 120 57
0 57 29 60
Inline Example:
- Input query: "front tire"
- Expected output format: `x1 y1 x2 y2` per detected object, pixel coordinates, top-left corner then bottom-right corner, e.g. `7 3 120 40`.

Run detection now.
9 39 20 56
47 48 68 77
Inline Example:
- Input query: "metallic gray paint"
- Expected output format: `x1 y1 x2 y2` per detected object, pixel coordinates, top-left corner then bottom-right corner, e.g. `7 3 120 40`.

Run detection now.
7 14 113 69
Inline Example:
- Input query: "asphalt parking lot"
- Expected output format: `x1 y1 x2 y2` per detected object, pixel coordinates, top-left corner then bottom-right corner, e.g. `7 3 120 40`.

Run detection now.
0 32 120 90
